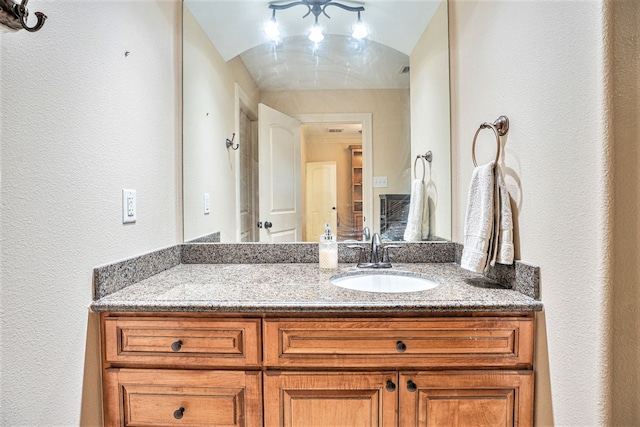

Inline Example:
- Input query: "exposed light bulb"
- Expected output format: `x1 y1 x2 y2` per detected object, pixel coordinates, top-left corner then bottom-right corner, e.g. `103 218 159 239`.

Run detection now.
265 17 280 41
351 19 368 39
309 23 324 43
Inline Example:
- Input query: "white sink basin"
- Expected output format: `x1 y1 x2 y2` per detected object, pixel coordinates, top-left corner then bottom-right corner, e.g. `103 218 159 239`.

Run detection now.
330 274 439 293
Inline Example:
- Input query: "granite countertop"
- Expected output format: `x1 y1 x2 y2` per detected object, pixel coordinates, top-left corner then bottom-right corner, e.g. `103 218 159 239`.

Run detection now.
90 262 543 314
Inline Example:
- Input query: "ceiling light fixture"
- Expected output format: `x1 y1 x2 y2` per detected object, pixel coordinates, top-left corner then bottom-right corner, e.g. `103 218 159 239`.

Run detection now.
266 0 366 43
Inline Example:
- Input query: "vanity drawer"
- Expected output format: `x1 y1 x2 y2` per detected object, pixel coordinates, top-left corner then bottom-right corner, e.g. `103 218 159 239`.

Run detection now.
263 317 534 369
102 369 262 427
103 316 261 368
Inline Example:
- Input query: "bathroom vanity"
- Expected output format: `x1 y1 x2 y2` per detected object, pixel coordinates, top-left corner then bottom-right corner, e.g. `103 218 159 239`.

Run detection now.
92 257 541 427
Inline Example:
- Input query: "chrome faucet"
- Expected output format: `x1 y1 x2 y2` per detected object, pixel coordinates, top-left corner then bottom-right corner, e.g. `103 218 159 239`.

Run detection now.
348 233 402 268
370 233 382 264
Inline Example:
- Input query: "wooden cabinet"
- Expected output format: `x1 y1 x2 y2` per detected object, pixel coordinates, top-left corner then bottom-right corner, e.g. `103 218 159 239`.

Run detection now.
264 371 398 427
101 313 534 426
399 371 534 426
101 315 263 427
350 145 363 238
103 369 262 427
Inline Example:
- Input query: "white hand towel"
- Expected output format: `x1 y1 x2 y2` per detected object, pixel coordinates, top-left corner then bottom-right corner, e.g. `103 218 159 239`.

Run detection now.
403 179 429 241
460 163 495 272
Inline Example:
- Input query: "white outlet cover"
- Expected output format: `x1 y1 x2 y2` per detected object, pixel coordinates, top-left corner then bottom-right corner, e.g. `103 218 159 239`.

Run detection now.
204 193 210 214
122 189 137 224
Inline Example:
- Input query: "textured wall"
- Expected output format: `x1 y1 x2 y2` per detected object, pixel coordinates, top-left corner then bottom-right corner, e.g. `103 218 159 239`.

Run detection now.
0 1 181 424
449 1 611 425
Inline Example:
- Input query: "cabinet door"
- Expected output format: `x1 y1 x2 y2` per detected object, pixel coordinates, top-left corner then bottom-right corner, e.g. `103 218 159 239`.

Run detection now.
264 371 398 427
103 369 262 427
399 371 533 427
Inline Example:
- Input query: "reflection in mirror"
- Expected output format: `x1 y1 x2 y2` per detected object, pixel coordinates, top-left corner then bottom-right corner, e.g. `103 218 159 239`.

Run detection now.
183 0 451 244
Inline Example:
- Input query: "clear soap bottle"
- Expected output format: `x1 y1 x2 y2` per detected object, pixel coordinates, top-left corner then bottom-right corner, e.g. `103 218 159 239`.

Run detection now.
319 223 338 269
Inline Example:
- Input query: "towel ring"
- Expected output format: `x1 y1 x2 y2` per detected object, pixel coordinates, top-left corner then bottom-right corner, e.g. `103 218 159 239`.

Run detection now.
414 151 432 181
471 116 509 167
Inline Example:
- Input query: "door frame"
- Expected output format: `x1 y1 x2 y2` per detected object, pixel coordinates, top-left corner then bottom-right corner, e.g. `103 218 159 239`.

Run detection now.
234 83 258 242
293 113 373 234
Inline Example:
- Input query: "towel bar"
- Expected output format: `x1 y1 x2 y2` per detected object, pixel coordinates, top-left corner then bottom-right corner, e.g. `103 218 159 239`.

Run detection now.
414 151 432 181
472 115 509 167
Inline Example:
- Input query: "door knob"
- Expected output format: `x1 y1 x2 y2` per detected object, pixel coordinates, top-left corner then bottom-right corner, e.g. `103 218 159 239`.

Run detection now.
264 221 273 229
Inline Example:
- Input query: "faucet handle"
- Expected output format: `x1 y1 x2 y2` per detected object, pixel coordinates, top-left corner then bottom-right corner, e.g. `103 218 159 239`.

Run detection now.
347 245 367 264
382 245 402 263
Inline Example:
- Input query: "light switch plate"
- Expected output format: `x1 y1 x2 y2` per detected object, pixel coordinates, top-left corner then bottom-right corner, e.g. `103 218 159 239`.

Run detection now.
122 189 136 224
372 176 388 188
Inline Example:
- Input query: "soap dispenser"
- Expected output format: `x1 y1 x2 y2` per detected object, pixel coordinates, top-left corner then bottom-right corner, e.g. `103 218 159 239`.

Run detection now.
319 223 338 269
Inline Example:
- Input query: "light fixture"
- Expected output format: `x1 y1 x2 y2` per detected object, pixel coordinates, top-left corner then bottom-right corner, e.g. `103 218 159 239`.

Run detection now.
266 0 366 43
351 11 368 39
264 10 281 41
308 18 324 43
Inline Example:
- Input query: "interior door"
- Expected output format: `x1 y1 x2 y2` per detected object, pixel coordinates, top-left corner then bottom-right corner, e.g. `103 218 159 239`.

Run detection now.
258 103 302 242
239 106 258 242
305 161 337 242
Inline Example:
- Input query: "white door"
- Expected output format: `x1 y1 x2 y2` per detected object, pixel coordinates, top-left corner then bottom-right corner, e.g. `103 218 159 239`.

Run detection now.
305 161 337 242
258 103 302 242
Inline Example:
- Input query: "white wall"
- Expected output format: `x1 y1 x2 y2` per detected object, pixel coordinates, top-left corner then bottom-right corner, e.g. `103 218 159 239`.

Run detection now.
410 0 451 240
449 1 628 425
0 1 181 425
183 6 259 242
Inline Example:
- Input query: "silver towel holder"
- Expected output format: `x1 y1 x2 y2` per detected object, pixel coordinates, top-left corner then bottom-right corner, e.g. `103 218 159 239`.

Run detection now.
472 115 509 167
414 151 432 181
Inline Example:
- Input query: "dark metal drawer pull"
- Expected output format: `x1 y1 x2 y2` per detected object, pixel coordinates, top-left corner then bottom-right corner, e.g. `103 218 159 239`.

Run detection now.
173 407 185 419
171 340 183 352
396 340 407 353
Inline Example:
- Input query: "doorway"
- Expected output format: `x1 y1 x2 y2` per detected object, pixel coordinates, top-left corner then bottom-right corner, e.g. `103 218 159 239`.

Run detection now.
297 113 373 242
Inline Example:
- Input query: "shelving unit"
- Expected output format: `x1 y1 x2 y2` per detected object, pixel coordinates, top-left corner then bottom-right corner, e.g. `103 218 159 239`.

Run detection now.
349 145 363 238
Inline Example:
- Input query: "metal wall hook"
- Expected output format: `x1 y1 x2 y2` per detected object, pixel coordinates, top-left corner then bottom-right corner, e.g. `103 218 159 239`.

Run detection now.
225 133 239 150
17 0 46 32
0 0 47 32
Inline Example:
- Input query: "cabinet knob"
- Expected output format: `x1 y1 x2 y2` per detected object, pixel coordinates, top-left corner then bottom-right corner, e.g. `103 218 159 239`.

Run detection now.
171 340 183 352
396 340 407 353
264 221 273 229
173 407 185 419
385 380 396 392
407 380 417 392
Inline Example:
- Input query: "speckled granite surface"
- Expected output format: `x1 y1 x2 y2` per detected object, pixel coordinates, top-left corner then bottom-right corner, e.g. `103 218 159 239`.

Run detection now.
90 263 543 314
181 241 456 264
93 245 181 299
455 243 540 299
185 232 221 243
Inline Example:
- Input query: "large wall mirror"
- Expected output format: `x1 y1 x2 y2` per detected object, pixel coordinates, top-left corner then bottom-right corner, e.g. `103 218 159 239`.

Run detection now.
183 0 451 244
